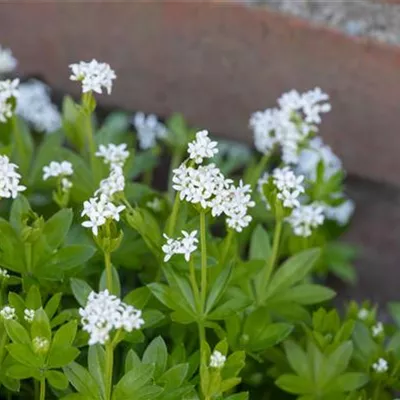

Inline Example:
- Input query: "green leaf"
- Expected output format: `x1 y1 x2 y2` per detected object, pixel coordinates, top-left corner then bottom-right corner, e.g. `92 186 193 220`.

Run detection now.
0 218 26 273
124 287 151 309
88 345 105 398
7 343 42 367
158 364 188 390
268 284 336 306
46 370 69 390
249 225 271 261
205 264 232 314
26 285 42 309
284 341 311 380
125 349 141 373
62 96 86 151
71 278 93 307
48 346 80 368
142 336 168 379
334 372 369 392
12 117 34 178
31 308 52 341
99 265 121 297
114 363 155 398
4 319 31 345
45 293 63 320
324 341 353 381
52 320 78 347
43 209 73 250
6 364 36 379
388 302 400 328
266 248 321 299
63 362 101 399
9 195 32 234
275 374 311 395
208 288 251 321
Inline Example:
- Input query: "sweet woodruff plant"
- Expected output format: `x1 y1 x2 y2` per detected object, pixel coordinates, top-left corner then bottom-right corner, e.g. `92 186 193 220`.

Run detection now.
0 45 399 400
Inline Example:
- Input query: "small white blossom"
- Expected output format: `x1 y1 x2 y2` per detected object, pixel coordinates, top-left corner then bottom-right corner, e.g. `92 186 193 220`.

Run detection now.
188 130 218 164
0 78 19 123
95 143 129 168
95 165 125 200
81 194 125 236
0 155 26 199
146 198 162 212
133 112 168 150
0 46 17 74
42 161 73 181
357 308 369 320
61 178 73 192
209 350 226 369
287 203 325 237
0 306 16 320
32 336 50 354
79 290 144 345
16 80 61 133
162 230 198 262
372 358 388 373
324 199 355 226
0 268 9 279
372 322 384 338
69 59 116 95
24 309 35 323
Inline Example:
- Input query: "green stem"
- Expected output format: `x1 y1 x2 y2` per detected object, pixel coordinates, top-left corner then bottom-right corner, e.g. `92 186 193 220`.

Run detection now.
189 259 201 312
220 229 234 267
249 153 269 188
25 243 32 275
260 219 282 298
168 150 183 202
104 251 113 293
0 328 8 364
39 378 45 400
200 212 207 312
105 343 114 400
167 194 181 237
198 322 209 400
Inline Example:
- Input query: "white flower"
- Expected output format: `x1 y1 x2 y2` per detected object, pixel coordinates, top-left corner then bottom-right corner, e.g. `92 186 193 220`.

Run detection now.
16 80 61 133
357 308 369 320
133 112 168 150
287 203 325 237
32 336 50 353
24 309 35 323
79 290 144 345
324 199 355 226
372 322 384 338
0 78 19 123
296 137 342 181
61 178 73 192
188 130 218 164
0 306 16 320
42 161 73 181
146 198 162 212
162 230 198 262
95 165 125 200
0 99 12 123
69 59 116 95
0 268 9 279
209 350 226 369
95 143 129 168
0 155 26 199
372 358 388 373
0 46 17 74
81 194 125 236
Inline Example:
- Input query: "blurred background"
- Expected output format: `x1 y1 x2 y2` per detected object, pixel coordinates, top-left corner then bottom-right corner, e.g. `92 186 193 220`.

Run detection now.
1 0 400 306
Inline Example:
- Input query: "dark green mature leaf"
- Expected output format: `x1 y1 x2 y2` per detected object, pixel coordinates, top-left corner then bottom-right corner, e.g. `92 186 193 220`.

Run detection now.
124 287 151 309
70 278 93 307
9 194 31 234
88 345 106 399
158 363 188 390
43 209 73 250
265 248 321 299
99 265 121 297
0 218 26 273
205 264 232 314
143 337 168 379
333 372 369 392
208 288 251 321
63 362 101 399
275 374 311 395
45 293 63 320
249 225 271 261
46 370 69 390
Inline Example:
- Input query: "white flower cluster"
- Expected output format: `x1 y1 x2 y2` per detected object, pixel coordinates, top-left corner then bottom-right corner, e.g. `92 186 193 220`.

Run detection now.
173 163 254 232
0 45 17 74
82 143 129 235
357 308 369 320
250 88 331 164
79 290 144 345
81 194 125 236
0 305 16 320
372 358 388 373
372 322 384 338
16 80 61 133
0 155 26 199
0 268 9 279
95 143 129 168
286 203 325 238
188 130 218 164
0 78 19 123
162 230 198 262
323 198 355 227
69 59 116 95
209 350 226 369
32 336 49 353
272 167 305 209
24 308 35 323
42 160 74 192
133 112 168 150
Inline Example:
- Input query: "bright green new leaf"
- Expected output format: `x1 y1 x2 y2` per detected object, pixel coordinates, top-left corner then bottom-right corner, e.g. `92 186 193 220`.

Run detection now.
46 370 69 390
